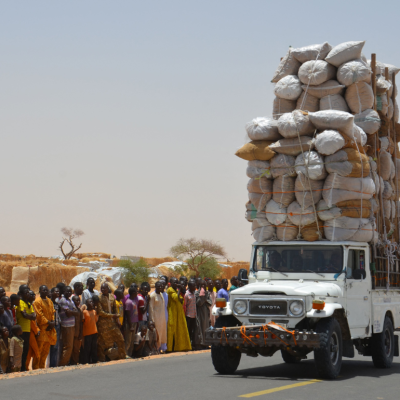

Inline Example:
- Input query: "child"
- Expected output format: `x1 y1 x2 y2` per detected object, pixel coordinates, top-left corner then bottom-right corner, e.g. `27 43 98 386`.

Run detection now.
9 325 24 372
114 289 124 329
147 321 159 356
133 325 148 358
80 298 99 364
70 295 83 365
0 325 10 373
0 297 14 336
10 294 20 325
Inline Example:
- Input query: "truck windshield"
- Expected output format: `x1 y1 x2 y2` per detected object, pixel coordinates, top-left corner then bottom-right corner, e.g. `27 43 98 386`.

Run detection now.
253 245 343 274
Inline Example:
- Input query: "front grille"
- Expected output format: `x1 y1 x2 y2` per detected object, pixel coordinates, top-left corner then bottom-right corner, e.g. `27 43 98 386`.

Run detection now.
249 300 287 316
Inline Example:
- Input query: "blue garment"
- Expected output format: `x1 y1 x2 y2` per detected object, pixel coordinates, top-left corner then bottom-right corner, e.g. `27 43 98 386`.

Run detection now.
50 324 61 368
0 310 13 336
217 288 229 302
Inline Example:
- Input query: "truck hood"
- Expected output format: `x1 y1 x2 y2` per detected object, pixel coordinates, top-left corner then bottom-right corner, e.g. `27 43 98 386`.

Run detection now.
231 280 342 297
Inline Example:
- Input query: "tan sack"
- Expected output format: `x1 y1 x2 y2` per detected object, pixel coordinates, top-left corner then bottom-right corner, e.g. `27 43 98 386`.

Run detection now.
287 201 316 227
302 80 345 99
322 174 375 207
265 199 287 226
325 41 365 67
277 218 299 241
271 48 301 83
277 110 315 138
291 42 332 63
274 75 302 100
354 109 381 134
388 98 394 120
296 91 319 112
382 180 393 200
295 151 327 180
379 150 393 181
248 192 271 212
269 136 313 156
246 117 282 141
320 94 350 112
345 81 374 114
295 173 324 208
298 60 336 86
317 199 371 220
235 141 275 161
247 177 272 194
337 59 371 86
383 199 391 219
308 110 354 136
272 97 296 120
300 219 324 241
272 175 296 208
252 225 276 242
246 160 272 179
325 148 370 178
270 154 296 178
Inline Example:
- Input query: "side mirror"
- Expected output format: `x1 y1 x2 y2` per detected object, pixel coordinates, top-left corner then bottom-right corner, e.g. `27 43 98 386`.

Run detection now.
353 269 366 280
238 268 248 284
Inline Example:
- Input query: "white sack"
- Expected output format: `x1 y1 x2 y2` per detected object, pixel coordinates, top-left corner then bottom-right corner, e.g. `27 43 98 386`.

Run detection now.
269 136 314 156
298 60 336 86
337 59 371 86
287 201 316 226
246 117 282 141
247 177 272 194
302 80 345 99
325 41 365 67
270 154 296 178
291 42 332 63
296 91 319 112
272 175 296 207
324 217 373 242
314 130 346 155
252 225 276 242
265 199 287 226
295 151 327 180
317 199 343 221
320 94 350 112
354 109 381 134
308 110 354 136
295 173 324 208
345 81 374 114
277 110 315 138
277 218 299 241
271 48 301 83
352 125 367 146
248 192 271 212
272 97 296 120
246 160 272 179
274 75 302 100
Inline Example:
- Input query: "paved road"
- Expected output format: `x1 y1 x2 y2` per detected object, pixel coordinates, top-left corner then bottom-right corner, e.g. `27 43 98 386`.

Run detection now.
1 351 399 400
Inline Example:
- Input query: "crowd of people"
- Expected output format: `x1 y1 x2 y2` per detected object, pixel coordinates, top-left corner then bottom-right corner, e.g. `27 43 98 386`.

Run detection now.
0 275 242 374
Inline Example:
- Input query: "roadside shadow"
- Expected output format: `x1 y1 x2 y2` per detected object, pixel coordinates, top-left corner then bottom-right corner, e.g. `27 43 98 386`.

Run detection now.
212 359 400 382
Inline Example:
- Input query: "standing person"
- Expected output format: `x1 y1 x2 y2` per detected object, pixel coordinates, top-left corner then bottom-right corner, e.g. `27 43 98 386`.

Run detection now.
214 280 222 293
58 286 79 366
124 286 139 357
167 278 191 352
114 289 124 329
32 285 56 370
229 276 239 292
16 287 36 372
97 283 126 362
148 281 166 351
10 294 20 325
0 287 6 300
207 280 217 326
160 276 169 288
80 298 98 364
184 279 197 348
25 289 40 372
49 287 61 368
81 278 99 306
0 298 13 336
217 279 229 302
159 279 168 353
138 282 150 329
0 325 10 374
70 295 83 365
73 282 84 299
196 280 212 348
195 278 202 290
9 325 24 373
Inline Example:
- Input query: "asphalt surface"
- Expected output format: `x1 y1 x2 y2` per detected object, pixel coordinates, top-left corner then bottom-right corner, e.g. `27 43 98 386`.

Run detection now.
1 351 399 400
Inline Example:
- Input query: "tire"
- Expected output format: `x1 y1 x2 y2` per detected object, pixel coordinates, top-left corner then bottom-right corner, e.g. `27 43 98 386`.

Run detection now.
314 318 342 379
372 316 394 368
211 315 241 374
281 349 301 364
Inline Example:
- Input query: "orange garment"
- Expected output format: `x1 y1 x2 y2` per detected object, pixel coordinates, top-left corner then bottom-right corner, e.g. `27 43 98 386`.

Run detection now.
33 297 57 345
26 320 40 371
83 310 98 336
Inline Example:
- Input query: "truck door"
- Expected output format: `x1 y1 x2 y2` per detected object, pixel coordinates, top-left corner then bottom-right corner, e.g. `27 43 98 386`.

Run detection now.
345 248 371 338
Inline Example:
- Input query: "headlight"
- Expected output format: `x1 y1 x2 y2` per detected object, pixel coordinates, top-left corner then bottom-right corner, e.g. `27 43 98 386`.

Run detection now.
289 301 303 316
234 300 247 314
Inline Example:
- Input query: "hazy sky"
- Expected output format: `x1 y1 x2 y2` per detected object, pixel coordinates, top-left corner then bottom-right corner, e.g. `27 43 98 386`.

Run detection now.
1 1 399 261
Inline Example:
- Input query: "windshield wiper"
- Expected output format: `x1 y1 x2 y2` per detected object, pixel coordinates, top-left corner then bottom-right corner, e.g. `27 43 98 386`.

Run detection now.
263 267 288 277
304 270 325 277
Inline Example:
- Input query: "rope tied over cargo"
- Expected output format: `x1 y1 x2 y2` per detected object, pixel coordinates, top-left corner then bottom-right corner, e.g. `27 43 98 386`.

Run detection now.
220 326 229 345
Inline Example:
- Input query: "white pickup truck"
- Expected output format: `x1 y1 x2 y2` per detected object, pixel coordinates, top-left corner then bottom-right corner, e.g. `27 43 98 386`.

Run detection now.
205 241 400 379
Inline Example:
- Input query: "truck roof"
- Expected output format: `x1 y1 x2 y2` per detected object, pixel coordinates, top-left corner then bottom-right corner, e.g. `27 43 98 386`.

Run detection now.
253 241 370 247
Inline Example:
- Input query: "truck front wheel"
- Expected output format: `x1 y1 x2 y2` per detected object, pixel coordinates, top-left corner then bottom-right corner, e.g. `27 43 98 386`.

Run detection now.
314 318 342 379
372 316 394 368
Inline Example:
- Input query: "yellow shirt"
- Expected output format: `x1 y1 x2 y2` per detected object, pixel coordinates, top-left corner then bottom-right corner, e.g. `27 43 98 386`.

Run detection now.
115 300 124 325
16 300 34 332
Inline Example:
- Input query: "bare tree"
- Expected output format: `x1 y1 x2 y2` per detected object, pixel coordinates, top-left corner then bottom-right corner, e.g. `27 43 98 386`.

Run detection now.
59 227 85 260
170 238 227 277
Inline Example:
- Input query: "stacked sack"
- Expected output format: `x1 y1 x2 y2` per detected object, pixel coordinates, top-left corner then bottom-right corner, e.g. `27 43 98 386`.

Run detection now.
237 40 400 243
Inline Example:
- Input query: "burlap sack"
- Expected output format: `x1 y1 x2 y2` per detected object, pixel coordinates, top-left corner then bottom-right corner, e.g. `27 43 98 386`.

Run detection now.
301 219 324 241
345 81 374 114
388 98 394 120
235 141 275 161
317 199 371 220
382 180 393 200
248 192 271 212
252 225 276 242
272 97 296 120
314 130 346 155
276 218 299 241
246 160 271 179
295 151 327 180
308 110 354 136
325 148 370 178
291 42 332 63
272 175 296 207
277 110 315 138
274 75 302 100
296 91 319 112
265 199 287 226
383 199 391 219
295 173 324 208
354 109 381 134
246 117 282 141
302 80 345 99
337 59 371 86
271 48 301 83
287 201 316 226
270 154 296 178
325 41 365 67
320 94 350 112
298 60 336 86
269 136 313 156
247 177 273 194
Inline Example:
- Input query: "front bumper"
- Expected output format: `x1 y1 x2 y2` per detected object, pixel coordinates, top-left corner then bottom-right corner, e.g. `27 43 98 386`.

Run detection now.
205 322 321 350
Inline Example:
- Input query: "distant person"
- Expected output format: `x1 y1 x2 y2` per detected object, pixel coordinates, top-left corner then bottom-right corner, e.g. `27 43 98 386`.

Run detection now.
159 279 168 353
147 321 159 356
196 280 212 348
32 285 56 370
70 295 83 365
0 297 14 336
124 286 140 357
80 298 98 364
56 282 66 299
207 280 217 326
10 294 20 325
0 287 5 300
326 252 342 272
184 279 197 348
214 280 221 293
81 278 99 306
148 281 166 352
217 279 229 302
229 276 239 292
0 324 9 374
268 252 282 269
114 289 124 329
73 282 84 300
138 282 150 329
291 255 303 272
49 287 61 368
9 325 24 372
167 278 191 352
160 276 169 288
132 325 148 358
195 278 202 290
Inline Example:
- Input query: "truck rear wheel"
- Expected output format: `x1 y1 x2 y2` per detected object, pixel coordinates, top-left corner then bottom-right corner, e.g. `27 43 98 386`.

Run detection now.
281 350 301 364
211 315 241 374
372 316 394 368
314 318 342 379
